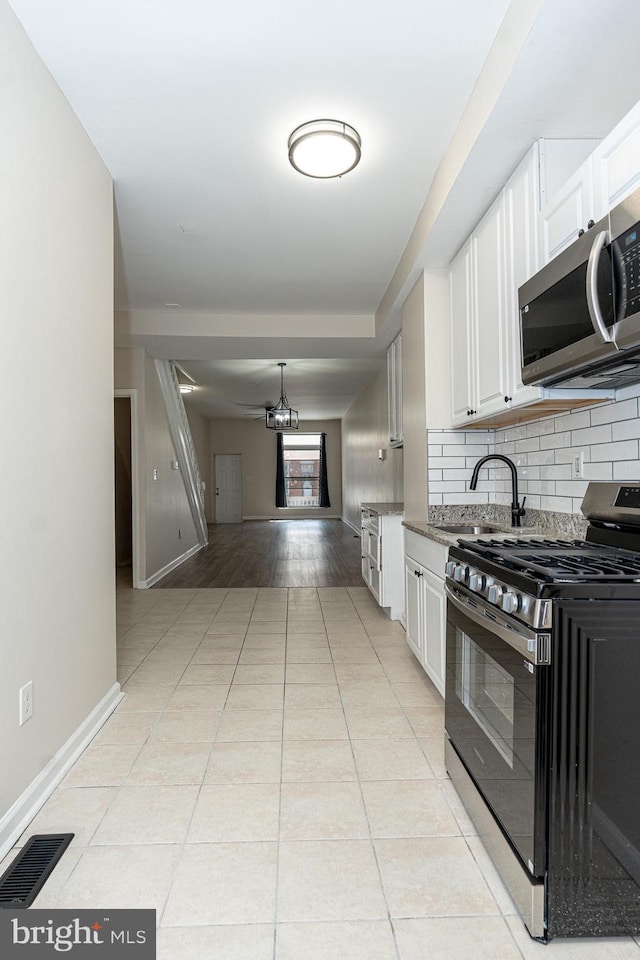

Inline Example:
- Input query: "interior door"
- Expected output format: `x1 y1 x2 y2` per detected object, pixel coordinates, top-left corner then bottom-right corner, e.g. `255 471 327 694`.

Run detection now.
215 454 242 523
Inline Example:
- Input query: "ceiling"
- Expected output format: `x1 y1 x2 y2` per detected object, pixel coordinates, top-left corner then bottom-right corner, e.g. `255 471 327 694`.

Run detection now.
9 0 640 419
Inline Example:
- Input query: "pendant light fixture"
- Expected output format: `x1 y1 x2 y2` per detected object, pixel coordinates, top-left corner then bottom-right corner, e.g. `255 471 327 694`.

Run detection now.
288 119 361 179
265 362 299 431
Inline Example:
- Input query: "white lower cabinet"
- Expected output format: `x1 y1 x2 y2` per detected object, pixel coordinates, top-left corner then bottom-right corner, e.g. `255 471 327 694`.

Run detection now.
361 506 404 620
404 531 447 695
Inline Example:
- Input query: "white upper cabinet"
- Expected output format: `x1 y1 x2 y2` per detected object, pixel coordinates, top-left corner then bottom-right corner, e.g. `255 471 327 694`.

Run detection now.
504 145 545 409
450 139 610 428
540 101 640 265
450 240 474 422
472 193 509 417
387 333 403 446
592 100 640 217
539 157 596 264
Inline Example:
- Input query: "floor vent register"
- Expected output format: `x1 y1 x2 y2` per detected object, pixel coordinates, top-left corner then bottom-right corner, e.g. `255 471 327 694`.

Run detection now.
0 834 74 908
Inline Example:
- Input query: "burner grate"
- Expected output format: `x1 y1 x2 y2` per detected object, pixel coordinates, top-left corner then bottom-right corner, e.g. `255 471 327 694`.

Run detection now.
459 537 640 582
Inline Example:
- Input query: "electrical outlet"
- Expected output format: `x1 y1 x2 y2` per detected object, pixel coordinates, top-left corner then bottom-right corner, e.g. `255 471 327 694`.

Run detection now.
573 451 584 478
19 681 33 725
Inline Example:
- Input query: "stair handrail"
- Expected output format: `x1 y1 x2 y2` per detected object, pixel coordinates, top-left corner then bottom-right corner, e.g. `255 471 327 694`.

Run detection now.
154 359 208 546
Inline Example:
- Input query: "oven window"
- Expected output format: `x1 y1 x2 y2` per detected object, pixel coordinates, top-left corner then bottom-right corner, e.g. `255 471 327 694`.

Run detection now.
456 628 515 769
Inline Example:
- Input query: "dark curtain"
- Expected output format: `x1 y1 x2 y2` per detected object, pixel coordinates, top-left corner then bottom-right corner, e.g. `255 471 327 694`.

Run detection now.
318 432 331 508
275 432 286 507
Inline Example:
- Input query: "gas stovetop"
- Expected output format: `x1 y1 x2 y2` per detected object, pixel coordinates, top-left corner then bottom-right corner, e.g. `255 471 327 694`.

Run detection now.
459 537 640 583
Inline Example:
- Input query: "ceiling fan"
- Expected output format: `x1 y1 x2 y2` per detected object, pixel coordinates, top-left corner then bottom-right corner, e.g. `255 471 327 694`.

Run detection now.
238 402 275 419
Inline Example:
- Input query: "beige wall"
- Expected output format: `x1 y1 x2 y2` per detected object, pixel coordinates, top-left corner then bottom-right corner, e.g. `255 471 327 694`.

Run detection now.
114 348 200 583
0 1 115 822
185 404 212 523
210 419 342 520
341 365 404 529
402 269 450 520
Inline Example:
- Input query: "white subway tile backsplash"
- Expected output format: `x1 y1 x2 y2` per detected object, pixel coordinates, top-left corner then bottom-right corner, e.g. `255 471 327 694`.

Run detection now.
442 491 489 504
540 463 572 480
446 444 491 457
591 439 639 462
553 410 591 432
540 495 574 512
429 481 467 493
590 397 638 425
613 461 640 480
526 418 555 437
583 462 613 480
526 480 557 496
427 457 467 469
427 390 640 515
540 430 571 450
570 424 613 447
514 437 541 453
527 450 555 466
555 479 589 499
612 417 640 441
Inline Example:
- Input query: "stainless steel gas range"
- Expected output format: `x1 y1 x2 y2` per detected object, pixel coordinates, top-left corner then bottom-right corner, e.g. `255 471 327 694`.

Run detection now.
444 482 640 941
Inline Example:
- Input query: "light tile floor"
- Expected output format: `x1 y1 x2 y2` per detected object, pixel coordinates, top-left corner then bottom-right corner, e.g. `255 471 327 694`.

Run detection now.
5 585 640 959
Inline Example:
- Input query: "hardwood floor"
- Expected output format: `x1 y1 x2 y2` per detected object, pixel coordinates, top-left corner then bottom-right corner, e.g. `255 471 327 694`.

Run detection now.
154 519 363 588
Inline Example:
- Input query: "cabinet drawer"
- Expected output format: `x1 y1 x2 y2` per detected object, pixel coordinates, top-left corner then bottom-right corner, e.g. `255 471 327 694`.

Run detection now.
405 531 448 575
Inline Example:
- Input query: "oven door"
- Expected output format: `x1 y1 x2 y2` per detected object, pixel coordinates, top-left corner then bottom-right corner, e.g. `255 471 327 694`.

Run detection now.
444 583 549 877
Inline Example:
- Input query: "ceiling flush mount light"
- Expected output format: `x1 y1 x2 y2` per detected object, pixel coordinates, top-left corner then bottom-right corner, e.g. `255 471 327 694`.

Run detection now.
266 363 299 430
288 119 361 179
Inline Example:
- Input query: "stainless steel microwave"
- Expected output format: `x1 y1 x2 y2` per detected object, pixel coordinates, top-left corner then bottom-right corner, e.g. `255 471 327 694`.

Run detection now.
519 186 640 389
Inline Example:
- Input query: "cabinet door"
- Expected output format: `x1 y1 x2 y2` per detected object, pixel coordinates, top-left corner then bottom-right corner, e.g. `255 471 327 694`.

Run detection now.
361 528 370 583
472 193 509 417
422 569 446 697
504 145 543 409
450 239 474 424
593 102 640 215
387 335 403 445
394 333 403 443
404 558 422 661
540 158 594 264
369 562 381 604
387 339 397 443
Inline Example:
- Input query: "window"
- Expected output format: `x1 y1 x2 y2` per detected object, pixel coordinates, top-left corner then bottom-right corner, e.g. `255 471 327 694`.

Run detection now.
282 433 321 506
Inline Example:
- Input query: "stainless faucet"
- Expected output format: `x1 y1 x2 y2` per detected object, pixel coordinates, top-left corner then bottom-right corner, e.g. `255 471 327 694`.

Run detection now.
470 455 526 528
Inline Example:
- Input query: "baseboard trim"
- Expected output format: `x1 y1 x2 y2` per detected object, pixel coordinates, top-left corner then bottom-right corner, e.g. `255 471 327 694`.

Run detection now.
242 515 342 521
341 516 361 535
0 682 123 861
142 542 203 588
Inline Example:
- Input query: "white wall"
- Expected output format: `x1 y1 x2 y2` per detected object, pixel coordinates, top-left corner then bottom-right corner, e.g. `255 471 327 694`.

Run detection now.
210 418 342 520
427 382 640 513
0 1 115 821
341 366 404 529
114 348 200 583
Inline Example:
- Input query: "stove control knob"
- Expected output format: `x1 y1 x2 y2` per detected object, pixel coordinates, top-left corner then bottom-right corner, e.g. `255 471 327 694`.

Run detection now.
469 574 486 592
445 561 455 577
487 584 503 605
453 565 468 583
501 592 520 614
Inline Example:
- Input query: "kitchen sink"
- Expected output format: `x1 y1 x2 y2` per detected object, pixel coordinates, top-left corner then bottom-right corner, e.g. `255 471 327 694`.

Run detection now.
434 523 503 535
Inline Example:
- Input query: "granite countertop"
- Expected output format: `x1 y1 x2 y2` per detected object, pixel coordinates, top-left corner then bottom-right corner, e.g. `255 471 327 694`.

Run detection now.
361 502 404 516
403 503 588 547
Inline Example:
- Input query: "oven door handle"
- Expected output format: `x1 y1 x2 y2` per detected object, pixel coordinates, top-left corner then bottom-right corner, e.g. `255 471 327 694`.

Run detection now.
444 583 551 666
